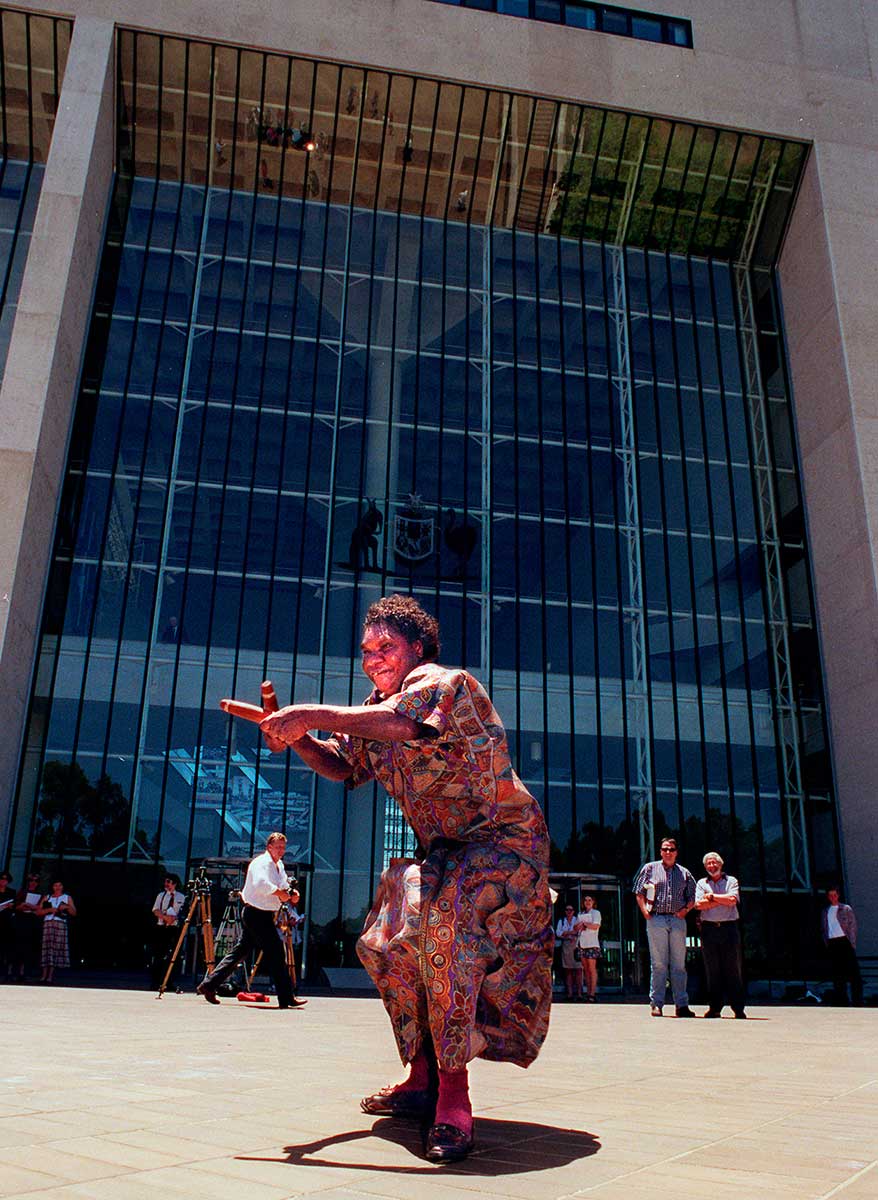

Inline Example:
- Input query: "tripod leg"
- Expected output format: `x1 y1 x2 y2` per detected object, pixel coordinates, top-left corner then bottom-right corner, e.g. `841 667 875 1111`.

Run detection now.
157 908 195 998
201 895 216 974
248 951 263 990
283 930 297 991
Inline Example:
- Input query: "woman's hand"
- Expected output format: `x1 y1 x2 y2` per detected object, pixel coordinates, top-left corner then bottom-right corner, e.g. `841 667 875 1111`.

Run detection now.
259 705 315 746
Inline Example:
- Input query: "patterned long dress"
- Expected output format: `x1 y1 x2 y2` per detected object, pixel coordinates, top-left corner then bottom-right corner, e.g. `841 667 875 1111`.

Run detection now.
329 663 554 1073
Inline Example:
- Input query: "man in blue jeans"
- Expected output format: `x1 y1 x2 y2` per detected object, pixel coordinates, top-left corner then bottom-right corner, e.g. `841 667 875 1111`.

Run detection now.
633 838 696 1017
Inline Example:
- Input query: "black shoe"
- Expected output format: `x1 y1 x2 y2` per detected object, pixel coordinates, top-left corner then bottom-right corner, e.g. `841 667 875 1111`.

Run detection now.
425 1122 474 1163
734 1010 747 1019
278 997 308 1009
650 1004 663 1017
703 1009 722 1018
675 1006 695 1018
196 981 220 1005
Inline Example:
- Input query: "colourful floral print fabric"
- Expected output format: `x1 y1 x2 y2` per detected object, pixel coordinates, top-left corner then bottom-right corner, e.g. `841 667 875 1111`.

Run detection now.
330 663 554 1071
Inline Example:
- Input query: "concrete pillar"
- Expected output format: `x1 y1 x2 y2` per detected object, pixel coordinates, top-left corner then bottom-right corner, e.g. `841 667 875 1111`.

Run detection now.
0 17 115 853
780 151 878 956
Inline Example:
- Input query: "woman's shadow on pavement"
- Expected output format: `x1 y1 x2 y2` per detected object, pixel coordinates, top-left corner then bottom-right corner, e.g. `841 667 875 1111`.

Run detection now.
243 1116 600 1176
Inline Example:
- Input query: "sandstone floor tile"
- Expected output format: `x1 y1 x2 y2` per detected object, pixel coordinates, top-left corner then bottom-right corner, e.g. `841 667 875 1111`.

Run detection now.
46 1135 183 1171
186 1152 374 1193
0 1144 129 1185
50 1167 289 1200
0 1161 70 1196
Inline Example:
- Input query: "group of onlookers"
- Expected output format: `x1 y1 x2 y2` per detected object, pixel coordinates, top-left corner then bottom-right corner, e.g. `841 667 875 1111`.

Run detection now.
0 870 76 984
555 895 602 1002
632 837 863 1015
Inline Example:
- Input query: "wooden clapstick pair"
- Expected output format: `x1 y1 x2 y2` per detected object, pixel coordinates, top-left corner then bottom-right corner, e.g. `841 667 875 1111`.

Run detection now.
220 681 279 724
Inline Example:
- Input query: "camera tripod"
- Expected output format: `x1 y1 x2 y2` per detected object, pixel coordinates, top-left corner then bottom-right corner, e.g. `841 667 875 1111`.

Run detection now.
156 868 216 998
248 902 300 992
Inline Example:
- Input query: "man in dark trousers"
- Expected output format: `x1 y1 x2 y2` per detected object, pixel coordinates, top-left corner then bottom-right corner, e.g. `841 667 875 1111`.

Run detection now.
150 873 184 989
695 852 746 1018
822 886 862 1006
197 832 306 1009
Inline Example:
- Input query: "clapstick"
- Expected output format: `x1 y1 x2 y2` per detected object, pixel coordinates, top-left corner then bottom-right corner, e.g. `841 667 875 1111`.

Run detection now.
219 699 265 722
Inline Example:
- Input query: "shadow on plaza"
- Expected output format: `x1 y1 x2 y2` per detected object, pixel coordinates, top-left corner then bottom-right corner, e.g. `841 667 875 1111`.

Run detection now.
242 1117 600 1175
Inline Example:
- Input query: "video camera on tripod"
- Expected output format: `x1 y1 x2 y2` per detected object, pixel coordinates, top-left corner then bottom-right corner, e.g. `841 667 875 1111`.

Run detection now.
186 865 212 896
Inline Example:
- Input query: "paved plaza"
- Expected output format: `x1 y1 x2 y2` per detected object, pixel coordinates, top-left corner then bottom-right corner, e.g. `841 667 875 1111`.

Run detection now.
0 986 877 1199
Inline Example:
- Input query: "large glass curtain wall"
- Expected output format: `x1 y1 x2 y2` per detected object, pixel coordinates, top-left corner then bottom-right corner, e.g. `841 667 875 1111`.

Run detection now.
11 34 837 976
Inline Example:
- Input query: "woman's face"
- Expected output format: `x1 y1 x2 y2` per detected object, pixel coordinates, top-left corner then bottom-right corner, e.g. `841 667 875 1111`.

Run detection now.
583 896 595 910
51 882 63 896
360 623 423 698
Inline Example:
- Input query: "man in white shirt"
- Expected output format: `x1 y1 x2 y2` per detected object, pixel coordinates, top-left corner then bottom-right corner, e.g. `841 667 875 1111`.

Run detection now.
197 833 306 1009
695 851 746 1018
150 873 185 989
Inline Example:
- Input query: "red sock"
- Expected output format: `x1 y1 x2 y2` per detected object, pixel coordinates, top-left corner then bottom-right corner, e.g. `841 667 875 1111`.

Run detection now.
395 1047 436 1094
434 1067 472 1133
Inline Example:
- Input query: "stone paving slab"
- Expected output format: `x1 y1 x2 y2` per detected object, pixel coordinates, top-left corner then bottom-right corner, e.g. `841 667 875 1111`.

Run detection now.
0 986 876 1198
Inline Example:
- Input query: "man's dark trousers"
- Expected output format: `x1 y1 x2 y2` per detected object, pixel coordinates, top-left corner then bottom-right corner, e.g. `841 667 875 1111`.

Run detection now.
700 921 745 1014
201 905 294 1006
827 937 863 1006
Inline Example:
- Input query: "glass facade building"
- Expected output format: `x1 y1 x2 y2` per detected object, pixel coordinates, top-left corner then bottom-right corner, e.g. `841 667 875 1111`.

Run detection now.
6 30 840 982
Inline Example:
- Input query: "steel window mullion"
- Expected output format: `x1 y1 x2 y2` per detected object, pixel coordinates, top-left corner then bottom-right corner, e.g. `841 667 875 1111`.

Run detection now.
619 246 658 860
531 228 552 839
250 51 296 831
684 127 721 256
124 39 204 863
642 254 684 828
640 120 676 251
219 50 277 853
576 107 609 243
685 253 737 845
301 64 367 879
554 102 585 237
555 233 579 827
599 240 635 841
705 132 744 260
577 235 604 823
705 258 766 882
172 43 244 867
665 252 711 834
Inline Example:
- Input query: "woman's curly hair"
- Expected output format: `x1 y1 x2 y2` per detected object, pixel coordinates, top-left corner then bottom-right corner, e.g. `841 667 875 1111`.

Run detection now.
363 594 440 661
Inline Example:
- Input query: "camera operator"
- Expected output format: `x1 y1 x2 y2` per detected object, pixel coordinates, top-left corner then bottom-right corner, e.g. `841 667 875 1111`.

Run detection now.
196 832 306 1009
150 873 184 989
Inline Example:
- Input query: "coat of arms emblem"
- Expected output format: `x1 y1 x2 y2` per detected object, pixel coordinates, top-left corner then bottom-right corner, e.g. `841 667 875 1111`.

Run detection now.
393 495 435 563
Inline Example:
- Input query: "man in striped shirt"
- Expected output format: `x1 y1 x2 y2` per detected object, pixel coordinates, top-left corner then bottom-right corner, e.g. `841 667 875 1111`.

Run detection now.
633 838 696 1017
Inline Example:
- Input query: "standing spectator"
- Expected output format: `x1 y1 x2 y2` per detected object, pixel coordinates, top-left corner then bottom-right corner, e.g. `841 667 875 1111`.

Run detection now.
695 852 746 1018
577 894 602 1003
38 880 76 984
150 873 185 989
13 872 44 981
556 903 583 1002
821 886 862 1007
633 837 696 1017
0 872 15 979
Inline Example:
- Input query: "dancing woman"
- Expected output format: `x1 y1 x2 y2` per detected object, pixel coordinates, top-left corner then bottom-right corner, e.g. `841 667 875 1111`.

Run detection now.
222 594 554 1162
